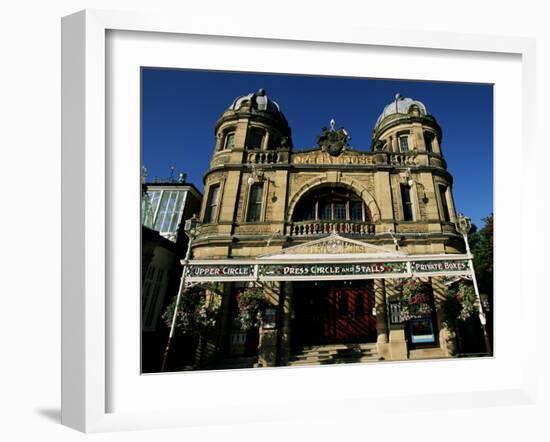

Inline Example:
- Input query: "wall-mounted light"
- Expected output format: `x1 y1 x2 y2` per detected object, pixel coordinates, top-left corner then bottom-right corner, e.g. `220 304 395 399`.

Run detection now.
247 163 265 186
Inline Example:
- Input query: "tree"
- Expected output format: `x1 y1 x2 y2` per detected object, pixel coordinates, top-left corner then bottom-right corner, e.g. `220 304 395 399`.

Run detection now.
162 283 223 368
468 214 493 297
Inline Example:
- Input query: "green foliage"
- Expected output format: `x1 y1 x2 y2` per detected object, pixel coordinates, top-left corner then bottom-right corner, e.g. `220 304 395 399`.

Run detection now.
237 287 267 331
469 214 493 296
162 283 222 336
442 281 478 329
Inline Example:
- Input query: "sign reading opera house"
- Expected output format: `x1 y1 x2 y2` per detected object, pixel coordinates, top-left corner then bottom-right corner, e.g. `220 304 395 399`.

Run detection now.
188 89 474 366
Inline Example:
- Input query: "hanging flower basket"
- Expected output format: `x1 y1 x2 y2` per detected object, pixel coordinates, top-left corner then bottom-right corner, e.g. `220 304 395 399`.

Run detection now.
443 281 478 327
399 279 433 321
162 283 222 336
237 287 267 331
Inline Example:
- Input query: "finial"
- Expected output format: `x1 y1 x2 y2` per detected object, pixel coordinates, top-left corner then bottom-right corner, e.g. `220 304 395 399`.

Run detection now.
329 118 335 131
257 88 266 96
141 166 148 184
395 93 401 100
178 172 186 183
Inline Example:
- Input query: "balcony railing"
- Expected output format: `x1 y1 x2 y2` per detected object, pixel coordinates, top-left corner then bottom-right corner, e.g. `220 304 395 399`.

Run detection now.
289 220 375 236
247 149 289 164
388 152 417 166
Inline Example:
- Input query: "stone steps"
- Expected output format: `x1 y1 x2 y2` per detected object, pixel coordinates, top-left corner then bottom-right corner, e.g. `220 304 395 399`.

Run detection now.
408 347 447 360
288 342 381 366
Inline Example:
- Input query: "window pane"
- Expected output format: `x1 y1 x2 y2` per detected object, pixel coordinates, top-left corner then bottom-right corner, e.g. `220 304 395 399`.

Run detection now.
204 185 220 223
225 132 235 149
168 191 184 234
424 133 433 152
320 202 332 220
248 131 263 149
143 190 162 228
439 185 450 222
350 202 363 221
301 205 315 221
399 136 409 152
334 203 346 220
160 191 177 232
247 184 263 222
401 185 414 221
153 191 170 231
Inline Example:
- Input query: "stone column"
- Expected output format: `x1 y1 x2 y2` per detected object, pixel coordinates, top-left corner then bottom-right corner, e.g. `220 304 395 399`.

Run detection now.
374 279 389 359
386 279 408 360
262 131 271 150
391 135 398 152
431 277 456 356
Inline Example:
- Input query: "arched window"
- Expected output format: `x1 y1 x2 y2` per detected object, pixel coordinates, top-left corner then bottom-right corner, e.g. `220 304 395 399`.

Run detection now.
293 187 369 222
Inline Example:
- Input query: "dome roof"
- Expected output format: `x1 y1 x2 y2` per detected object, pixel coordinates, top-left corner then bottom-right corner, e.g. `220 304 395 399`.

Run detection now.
375 94 428 128
228 88 287 123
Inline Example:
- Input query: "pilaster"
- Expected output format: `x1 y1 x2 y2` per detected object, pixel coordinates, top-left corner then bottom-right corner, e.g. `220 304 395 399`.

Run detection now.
374 279 389 359
385 279 408 360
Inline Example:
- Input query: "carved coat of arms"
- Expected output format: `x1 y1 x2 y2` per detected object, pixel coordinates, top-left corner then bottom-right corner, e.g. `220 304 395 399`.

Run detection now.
316 119 350 156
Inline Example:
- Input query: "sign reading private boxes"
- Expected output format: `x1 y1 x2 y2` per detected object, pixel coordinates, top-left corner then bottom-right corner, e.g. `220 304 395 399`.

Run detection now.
412 260 469 274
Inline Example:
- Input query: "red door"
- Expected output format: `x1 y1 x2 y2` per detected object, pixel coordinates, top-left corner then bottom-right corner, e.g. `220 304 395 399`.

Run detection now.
293 281 376 346
325 283 376 342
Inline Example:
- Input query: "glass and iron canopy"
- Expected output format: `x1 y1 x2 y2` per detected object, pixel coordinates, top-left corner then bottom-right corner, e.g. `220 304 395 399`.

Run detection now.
142 188 187 242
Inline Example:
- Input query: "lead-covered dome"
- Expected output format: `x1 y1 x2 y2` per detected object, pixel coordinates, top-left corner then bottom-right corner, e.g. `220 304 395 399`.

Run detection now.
375 93 428 128
228 88 287 124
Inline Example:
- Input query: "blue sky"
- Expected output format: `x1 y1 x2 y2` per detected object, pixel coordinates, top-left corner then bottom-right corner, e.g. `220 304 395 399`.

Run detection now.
141 69 493 228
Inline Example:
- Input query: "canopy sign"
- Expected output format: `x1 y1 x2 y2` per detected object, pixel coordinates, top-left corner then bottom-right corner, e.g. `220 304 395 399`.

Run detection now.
412 260 469 274
185 264 256 281
184 257 472 282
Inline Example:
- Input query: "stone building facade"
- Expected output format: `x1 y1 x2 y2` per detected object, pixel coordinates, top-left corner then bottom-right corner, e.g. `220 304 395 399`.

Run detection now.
191 89 468 367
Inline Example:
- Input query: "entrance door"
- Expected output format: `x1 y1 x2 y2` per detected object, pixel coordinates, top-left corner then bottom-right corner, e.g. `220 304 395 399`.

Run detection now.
293 280 376 347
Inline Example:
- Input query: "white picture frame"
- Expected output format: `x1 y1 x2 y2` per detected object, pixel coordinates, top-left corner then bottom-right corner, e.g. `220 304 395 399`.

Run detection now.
61 9 537 433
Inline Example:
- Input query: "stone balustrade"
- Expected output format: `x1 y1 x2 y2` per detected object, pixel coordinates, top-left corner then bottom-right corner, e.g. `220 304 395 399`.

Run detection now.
247 150 283 164
388 153 417 165
289 220 375 236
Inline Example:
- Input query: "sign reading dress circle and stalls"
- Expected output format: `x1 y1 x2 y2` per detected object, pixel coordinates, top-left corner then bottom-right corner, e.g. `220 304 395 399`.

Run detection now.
258 262 407 280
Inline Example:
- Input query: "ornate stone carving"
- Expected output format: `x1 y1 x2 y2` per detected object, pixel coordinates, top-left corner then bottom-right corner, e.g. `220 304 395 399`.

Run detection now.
275 232 398 255
316 119 350 156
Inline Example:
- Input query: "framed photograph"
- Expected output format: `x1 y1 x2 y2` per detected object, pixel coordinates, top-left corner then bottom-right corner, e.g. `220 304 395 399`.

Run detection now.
61 9 537 433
